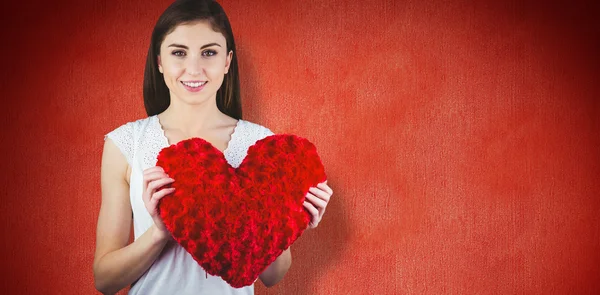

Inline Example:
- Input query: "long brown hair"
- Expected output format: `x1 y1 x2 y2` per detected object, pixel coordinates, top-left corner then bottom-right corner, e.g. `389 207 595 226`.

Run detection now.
143 0 242 119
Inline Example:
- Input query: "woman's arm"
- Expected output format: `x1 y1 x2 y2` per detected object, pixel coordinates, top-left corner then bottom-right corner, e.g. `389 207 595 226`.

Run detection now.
93 139 170 295
259 248 292 287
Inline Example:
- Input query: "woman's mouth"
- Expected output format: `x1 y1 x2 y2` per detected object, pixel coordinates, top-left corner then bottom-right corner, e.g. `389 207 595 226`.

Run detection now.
181 81 207 92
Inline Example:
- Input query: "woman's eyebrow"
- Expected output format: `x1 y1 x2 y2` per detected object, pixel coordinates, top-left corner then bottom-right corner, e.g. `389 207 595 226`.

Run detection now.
167 43 222 49
168 43 188 49
200 43 222 49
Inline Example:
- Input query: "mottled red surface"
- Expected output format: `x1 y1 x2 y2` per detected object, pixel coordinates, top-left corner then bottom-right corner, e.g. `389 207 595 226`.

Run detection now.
0 0 598 294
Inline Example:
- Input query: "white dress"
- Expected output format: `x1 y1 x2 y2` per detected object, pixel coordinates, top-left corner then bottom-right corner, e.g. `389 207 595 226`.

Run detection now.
104 115 274 295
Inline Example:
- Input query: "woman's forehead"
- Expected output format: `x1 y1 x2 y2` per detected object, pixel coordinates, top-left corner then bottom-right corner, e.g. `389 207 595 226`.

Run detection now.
163 22 226 47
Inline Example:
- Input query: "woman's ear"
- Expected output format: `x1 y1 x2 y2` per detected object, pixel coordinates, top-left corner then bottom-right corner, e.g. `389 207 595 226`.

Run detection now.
224 50 233 74
157 55 163 73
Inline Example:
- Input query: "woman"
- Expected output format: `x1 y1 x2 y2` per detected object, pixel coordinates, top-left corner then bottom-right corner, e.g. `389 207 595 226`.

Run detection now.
93 0 333 294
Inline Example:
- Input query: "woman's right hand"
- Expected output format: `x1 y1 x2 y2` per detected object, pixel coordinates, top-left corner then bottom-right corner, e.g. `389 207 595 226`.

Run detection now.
142 166 176 241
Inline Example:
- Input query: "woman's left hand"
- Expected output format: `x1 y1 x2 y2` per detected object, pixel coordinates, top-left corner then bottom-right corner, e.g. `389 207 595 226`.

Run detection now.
303 180 333 229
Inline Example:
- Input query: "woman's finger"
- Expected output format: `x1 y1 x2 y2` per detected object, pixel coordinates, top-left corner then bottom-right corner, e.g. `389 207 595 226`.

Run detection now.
144 178 174 205
153 187 176 201
143 171 170 185
145 170 169 179
147 177 175 192
305 192 327 212
303 201 319 227
143 172 170 192
144 166 164 173
143 166 165 176
149 188 176 209
308 187 331 203
317 182 333 195
142 190 150 205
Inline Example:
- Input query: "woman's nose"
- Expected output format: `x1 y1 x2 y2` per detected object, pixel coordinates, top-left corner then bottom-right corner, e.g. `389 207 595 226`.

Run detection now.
185 56 204 76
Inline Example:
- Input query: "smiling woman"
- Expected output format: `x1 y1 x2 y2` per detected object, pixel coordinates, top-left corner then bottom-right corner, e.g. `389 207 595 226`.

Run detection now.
154 24 233 113
142 0 241 119
158 23 233 115
92 0 333 294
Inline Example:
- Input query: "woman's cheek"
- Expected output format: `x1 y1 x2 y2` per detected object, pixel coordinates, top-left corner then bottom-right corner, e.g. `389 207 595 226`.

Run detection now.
164 67 186 83
165 60 185 73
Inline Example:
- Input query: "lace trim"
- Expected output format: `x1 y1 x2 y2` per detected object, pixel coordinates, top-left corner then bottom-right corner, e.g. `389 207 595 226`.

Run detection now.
106 116 271 171
104 122 134 166
150 115 244 168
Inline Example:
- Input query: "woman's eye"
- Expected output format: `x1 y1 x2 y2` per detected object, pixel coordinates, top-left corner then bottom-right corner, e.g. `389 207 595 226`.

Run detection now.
172 50 186 57
202 50 217 57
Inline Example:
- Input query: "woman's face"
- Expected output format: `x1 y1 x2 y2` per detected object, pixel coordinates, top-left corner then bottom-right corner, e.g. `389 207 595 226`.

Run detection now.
158 21 232 106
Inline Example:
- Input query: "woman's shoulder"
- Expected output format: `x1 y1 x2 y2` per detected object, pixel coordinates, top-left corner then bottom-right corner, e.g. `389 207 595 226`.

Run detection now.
105 116 159 143
104 116 156 165
238 119 275 139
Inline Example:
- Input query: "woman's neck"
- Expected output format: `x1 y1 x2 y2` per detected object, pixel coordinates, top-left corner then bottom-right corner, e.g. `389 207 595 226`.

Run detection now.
157 96 227 134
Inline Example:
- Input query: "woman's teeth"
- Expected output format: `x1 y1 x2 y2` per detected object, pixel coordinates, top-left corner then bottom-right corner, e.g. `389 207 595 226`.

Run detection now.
182 81 207 87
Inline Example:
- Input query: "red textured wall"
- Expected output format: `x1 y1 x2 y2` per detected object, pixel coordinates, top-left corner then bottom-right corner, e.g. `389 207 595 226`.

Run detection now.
1 0 599 294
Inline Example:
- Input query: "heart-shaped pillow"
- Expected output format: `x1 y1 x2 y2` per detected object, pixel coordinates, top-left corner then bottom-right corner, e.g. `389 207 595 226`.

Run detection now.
156 134 326 288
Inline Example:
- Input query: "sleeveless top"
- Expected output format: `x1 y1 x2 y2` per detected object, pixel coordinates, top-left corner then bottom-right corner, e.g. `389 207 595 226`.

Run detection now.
104 115 274 295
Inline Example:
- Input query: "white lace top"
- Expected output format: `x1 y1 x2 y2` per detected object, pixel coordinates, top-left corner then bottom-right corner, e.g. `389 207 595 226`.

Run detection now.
104 115 274 295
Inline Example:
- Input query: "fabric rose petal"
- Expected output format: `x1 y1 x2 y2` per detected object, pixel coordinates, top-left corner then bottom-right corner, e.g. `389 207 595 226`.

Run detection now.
156 134 327 288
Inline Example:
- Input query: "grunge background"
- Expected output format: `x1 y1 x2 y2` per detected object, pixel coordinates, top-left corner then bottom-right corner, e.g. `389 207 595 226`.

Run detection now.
0 0 598 294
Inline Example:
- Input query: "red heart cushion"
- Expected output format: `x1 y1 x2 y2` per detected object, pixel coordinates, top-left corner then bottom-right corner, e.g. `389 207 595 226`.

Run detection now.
156 134 326 288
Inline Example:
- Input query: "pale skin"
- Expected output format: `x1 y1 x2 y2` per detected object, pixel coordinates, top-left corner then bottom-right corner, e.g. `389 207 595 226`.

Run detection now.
93 21 333 294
